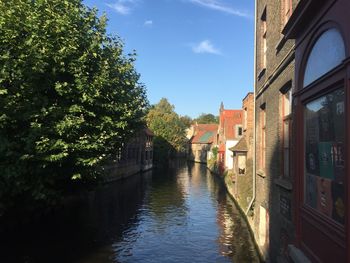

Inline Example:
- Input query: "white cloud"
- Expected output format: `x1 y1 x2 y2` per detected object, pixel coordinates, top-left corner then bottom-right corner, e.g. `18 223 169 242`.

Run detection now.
192 40 221 55
144 20 153 27
188 0 250 18
106 0 138 15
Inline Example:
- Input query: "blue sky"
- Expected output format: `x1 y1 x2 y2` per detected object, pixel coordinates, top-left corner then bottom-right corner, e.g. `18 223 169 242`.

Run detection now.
84 0 255 118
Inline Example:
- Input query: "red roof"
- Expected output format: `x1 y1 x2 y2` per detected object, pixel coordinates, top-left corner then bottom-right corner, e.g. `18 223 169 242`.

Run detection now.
195 124 218 132
190 124 218 144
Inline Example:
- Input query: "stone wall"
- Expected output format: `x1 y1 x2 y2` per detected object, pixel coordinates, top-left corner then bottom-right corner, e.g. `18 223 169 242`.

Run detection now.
189 143 212 163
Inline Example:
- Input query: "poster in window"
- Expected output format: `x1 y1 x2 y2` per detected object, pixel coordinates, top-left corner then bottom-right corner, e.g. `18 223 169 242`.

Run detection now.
305 174 317 209
316 177 333 217
333 142 345 183
332 181 345 224
318 142 334 180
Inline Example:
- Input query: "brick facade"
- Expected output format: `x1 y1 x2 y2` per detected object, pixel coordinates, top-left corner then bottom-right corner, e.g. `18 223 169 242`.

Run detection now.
217 104 243 170
188 124 218 163
253 0 299 261
229 93 254 212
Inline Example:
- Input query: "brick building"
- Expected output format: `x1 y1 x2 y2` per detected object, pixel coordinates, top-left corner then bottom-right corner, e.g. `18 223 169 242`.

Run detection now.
217 103 243 171
188 123 218 163
252 0 297 261
230 92 254 212
104 128 154 181
246 0 350 262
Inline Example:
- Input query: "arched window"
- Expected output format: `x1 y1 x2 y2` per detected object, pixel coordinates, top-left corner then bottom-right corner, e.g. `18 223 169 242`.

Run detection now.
304 28 346 87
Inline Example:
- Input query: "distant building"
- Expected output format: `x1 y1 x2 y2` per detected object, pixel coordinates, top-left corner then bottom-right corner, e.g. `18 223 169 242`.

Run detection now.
188 123 218 163
141 128 154 171
229 92 254 211
105 128 154 181
216 103 243 171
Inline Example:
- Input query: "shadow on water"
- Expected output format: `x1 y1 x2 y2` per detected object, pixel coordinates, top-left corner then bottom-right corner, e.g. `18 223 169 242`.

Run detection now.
0 171 151 263
0 161 259 263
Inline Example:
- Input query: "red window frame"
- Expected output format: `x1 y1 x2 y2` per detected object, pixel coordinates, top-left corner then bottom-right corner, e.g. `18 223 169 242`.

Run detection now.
281 89 292 178
261 8 267 69
260 107 266 170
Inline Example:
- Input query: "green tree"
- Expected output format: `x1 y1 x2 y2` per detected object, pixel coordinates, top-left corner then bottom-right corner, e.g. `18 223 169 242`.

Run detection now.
194 113 218 124
146 98 187 163
179 115 193 128
0 0 148 212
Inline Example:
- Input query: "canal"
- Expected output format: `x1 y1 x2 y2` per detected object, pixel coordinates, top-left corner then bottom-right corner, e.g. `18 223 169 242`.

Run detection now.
1 161 260 263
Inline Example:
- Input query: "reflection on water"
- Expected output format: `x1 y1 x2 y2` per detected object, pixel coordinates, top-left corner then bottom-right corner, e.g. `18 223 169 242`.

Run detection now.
0 161 259 263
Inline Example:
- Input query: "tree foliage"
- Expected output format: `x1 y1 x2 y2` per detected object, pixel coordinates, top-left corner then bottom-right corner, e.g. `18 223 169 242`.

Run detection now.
146 98 187 163
0 0 148 211
179 115 192 128
194 113 218 124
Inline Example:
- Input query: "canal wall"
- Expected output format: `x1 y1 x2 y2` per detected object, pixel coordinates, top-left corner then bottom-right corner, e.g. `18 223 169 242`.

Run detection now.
207 165 265 262
103 162 150 183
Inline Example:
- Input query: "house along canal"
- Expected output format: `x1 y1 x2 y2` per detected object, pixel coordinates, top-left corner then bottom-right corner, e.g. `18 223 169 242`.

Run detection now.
1 161 260 263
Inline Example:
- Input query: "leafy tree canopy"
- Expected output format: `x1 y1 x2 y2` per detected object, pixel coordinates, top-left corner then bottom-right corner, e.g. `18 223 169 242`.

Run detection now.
0 0 148 211
194 113 218 124
179 115 192 128
146 98 187 163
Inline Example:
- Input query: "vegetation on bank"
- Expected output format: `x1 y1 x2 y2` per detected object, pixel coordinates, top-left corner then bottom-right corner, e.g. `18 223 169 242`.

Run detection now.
0 0 148 215
146 98 188 164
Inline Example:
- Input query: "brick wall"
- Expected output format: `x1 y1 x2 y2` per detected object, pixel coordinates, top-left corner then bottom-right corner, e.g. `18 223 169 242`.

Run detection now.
252 0 299 261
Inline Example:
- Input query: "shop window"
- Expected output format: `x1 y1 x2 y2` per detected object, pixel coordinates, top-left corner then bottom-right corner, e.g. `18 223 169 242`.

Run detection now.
304 88 345 225
304 29 346 87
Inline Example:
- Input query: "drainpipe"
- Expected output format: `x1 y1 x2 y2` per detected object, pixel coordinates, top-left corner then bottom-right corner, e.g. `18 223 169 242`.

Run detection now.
245 0 257 215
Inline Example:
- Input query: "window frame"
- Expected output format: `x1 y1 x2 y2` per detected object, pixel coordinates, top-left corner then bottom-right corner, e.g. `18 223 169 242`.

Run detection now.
281 0 292 28
236 125 243 138
261 8 267 70
281 87 292 179
260 104 266 170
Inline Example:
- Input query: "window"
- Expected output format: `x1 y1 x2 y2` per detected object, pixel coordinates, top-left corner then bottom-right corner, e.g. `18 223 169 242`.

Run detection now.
304 88 345 225
244 107 248 130
281 88 292 178
236 125 243 138
260 104 266 170
238 127 243 136
281 0 292 27
304 29 346 87
261 8 267 69
238 155 246 175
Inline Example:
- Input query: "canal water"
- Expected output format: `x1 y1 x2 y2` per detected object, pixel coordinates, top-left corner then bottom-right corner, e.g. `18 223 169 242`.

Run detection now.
1 161 260 263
